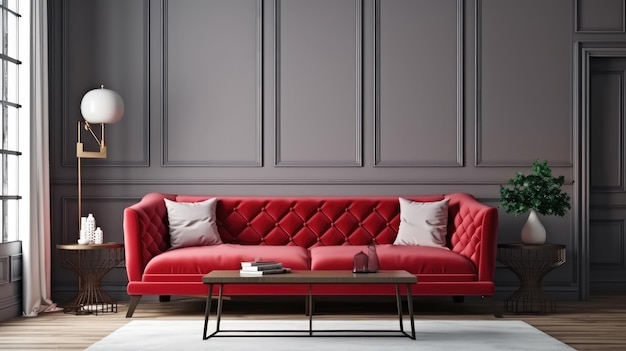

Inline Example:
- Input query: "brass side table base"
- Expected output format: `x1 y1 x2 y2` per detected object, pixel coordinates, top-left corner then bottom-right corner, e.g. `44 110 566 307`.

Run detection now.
57 242 124 315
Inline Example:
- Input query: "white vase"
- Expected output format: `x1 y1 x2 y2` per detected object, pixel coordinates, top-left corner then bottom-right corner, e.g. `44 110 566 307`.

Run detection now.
86 213 96 244
94 227 103 244
521 209 546 244
80 216 87 235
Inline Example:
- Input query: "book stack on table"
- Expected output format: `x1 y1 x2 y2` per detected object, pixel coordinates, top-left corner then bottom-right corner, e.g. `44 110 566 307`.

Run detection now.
239 261 291 275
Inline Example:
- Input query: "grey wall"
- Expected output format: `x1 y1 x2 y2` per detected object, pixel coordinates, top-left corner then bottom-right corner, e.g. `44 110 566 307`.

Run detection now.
48 0 626 303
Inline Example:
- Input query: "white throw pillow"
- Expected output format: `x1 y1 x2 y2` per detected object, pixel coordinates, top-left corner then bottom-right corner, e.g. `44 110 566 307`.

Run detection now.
164 198 222 249
394 197 450 249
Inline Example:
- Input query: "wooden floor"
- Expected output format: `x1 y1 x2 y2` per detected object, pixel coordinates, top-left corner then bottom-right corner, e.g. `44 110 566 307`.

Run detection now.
0 294 625 350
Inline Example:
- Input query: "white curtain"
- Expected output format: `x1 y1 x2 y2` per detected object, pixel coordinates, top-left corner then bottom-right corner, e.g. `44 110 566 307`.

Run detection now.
23 0 57 317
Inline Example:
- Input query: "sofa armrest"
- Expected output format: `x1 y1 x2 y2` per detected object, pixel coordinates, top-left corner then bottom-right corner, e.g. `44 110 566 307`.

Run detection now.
123 192 174 282
446 193 499 283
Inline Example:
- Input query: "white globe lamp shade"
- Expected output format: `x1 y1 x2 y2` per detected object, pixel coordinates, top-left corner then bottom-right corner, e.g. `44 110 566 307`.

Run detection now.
80 86 124 124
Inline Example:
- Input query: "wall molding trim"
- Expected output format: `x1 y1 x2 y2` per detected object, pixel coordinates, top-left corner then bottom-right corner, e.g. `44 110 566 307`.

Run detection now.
474 0 573 168
374 0 464 167
61 0 151 168
161 0 264 167
575 0 626 33
10 254 22 282
0 256 8 285
274 0 363 167
577 43 626 299
589 69 626 193
50 177 574 187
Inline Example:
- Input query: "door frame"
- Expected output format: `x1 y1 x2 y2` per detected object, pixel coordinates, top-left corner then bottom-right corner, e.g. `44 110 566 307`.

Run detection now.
577 43 626 300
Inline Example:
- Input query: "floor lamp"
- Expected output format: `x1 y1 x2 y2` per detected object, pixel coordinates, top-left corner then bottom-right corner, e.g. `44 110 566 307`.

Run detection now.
77 85 124 237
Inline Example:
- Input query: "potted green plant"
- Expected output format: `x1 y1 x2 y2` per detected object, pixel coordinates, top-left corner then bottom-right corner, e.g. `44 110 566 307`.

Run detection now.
499 160 571 244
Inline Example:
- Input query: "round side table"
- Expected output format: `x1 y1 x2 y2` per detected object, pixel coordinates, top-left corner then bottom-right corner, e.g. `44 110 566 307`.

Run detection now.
497 243 566 314
57 242 124 315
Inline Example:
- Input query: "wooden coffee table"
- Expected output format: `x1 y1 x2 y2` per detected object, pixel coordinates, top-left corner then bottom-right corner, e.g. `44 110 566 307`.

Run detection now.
201 270 417 340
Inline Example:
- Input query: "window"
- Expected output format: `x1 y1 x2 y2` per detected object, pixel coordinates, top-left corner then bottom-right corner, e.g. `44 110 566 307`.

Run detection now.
0 0 27 243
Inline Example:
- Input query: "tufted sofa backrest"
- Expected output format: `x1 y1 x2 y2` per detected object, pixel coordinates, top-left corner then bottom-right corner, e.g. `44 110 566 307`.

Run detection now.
176 194 444 248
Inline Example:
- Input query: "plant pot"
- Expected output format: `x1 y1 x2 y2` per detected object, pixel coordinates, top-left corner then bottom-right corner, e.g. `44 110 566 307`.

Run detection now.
521 209 546 244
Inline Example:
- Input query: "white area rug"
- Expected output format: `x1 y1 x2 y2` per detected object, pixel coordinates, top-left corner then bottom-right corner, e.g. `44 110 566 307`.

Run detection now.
87 319 574 351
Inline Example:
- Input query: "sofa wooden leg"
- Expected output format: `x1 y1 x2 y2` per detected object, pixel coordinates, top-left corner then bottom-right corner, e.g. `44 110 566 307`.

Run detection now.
453 295 464 303
159 295 171 302
482 295 504 318
304 296 315 316
126 296 142 318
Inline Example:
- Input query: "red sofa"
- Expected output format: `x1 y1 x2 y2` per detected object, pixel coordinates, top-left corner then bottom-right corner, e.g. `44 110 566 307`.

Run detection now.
123 192 498 317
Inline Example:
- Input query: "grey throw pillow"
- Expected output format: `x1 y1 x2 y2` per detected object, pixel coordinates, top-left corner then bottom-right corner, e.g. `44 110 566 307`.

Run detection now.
394 197 450 249
164 197 222 249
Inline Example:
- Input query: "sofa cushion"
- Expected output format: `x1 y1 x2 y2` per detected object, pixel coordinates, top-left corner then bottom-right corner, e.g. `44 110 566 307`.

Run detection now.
310 244 477 282
164 197 222 249
394 197 449 249
142 244 310 279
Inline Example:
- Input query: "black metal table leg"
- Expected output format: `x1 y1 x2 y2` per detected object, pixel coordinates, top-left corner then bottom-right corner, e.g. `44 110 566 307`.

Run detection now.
308 284 313 336
216 284 224 333
203 284 214 340
406 284 415 340
395 284 404 333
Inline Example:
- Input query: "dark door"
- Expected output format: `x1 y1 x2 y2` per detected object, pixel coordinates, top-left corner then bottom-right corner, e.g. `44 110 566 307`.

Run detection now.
589 56 626 293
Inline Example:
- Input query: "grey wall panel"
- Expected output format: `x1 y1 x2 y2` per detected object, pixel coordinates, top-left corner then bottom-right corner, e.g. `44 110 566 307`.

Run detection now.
576 0 625 33
10 254 22 282
61 196 136 245
590 70 625 192
0 256 7 285
589 214 626 290
375 0 463 167
275 0 362 167
476 0 572 166
587 55 626 293
164 0 262 166
589 220 623 266
65 0 149 167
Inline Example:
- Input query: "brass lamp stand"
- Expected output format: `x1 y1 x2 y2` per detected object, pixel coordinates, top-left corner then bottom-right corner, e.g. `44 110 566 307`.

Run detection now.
76 120 108 234
76 85 124 236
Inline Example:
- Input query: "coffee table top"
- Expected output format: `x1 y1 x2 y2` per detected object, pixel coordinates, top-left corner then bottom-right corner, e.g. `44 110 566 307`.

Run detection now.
202 270 416 284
